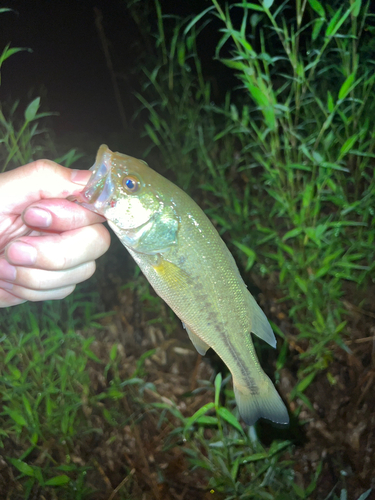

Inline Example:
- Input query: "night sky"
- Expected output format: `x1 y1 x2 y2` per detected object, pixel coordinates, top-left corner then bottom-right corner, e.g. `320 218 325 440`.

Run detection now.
1 0 224 154
2 0 375 155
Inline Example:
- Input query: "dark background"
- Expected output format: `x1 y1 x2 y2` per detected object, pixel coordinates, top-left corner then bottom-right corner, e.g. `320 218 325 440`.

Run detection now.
1 0 226 153
2 0 375 153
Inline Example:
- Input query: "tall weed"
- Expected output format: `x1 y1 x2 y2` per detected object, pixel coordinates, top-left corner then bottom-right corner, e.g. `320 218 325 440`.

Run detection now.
137 0 375 386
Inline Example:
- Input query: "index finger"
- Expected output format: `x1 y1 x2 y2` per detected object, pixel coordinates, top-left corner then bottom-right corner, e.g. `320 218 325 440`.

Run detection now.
22 199 106 232
5 223 110 270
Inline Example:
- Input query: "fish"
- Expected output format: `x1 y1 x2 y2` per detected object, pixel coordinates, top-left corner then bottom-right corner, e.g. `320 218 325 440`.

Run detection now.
70 144 289 426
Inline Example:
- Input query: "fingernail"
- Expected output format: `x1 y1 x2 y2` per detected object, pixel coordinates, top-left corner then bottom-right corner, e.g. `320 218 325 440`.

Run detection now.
0 279 14 290
23 207 52 228
71 169 90 185
0 260 17 281
6 242 37 266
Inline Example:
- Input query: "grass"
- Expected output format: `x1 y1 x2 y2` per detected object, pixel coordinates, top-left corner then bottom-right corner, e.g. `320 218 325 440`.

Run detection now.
0 293 372 498
136 0 375 394
0 285 166 499
152 372 297 500
0 281 302 500
0 293 115 496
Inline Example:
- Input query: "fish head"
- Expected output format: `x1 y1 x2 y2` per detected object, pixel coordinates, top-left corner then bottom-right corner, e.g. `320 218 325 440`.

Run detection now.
70 144 161 230
69 145 179 253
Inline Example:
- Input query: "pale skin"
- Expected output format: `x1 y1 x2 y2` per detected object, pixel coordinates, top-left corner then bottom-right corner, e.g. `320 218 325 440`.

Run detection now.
0 160 110 307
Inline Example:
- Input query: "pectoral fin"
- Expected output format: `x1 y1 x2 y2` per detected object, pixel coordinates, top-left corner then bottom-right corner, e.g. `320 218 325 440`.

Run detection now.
247 294 277 348
153 258 191 289
183 323 210 356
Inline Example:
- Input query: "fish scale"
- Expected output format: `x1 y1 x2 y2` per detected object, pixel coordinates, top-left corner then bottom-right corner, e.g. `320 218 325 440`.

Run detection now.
71 145 289 426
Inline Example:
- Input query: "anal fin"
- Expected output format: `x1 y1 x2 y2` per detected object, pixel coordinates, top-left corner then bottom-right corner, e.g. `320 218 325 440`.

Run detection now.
247 293 277 348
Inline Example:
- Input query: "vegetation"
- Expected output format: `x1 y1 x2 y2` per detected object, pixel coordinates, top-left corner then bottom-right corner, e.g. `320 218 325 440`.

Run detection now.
137 0 375 381
1 0 374 499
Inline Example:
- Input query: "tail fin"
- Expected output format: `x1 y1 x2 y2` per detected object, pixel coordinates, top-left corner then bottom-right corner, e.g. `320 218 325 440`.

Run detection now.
233 376 289 426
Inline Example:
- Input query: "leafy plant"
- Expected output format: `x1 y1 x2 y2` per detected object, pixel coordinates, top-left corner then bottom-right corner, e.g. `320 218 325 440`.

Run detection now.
0 290 145 498
137 0 375 379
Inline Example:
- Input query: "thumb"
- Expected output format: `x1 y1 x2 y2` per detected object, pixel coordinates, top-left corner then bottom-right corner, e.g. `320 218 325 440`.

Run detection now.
0 160 91 214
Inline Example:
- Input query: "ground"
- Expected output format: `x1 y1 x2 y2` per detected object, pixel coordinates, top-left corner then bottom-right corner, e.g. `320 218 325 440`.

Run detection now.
1 240 374 499
77 243 375 499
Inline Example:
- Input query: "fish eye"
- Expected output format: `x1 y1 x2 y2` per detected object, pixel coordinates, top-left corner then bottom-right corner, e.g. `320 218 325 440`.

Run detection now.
122 175 140 193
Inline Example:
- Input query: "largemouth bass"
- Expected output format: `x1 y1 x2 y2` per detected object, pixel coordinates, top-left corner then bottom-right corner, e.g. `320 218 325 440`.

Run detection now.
71 145 289 426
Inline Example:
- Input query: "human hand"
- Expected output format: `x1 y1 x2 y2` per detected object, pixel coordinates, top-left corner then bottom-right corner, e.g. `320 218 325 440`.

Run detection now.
0 160 110 307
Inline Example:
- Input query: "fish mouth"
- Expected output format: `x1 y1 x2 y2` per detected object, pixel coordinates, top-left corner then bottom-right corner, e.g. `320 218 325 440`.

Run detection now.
67 144 115 216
